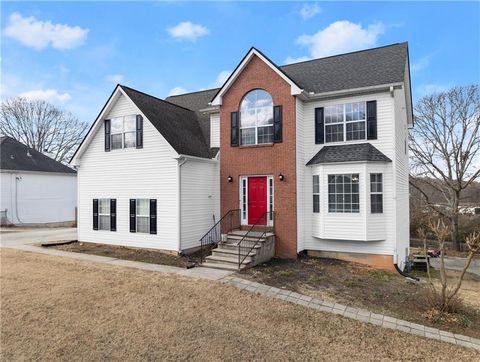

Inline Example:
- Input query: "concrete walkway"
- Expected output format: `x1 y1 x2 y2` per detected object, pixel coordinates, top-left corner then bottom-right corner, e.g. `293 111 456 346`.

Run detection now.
0 227 77 247
1 229 478 351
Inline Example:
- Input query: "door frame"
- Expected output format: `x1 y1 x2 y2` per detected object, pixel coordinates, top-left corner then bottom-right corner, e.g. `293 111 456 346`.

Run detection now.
239 175 274 226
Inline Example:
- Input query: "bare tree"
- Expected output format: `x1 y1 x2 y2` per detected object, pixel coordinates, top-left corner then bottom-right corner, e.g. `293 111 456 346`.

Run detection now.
410 85 480 251
0 97 88 163
418 218 479 313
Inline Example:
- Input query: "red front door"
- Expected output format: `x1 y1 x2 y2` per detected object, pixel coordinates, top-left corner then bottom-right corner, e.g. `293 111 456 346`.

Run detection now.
248 176 267 225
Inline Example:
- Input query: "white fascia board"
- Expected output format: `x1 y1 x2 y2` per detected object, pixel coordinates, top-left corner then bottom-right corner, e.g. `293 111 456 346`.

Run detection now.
211 48 302 106
176 154 218 163
300 83 404 102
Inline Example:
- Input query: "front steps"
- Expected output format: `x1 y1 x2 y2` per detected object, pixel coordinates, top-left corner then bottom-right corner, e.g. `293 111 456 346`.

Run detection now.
202 230 275 271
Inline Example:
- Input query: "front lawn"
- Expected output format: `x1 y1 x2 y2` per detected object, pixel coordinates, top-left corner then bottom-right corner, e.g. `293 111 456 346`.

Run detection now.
239 256 480 338
1 249 477 361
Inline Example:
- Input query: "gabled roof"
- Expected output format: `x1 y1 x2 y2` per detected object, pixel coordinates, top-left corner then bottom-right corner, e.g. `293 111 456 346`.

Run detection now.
1 136 76 174
121 86 212 159
281 43 408 94
306 143 391 166
211 43 409 104
166 88 220 151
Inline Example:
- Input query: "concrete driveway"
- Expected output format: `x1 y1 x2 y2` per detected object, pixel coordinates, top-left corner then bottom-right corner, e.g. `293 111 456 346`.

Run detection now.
0 227 77 248
430 256 480 276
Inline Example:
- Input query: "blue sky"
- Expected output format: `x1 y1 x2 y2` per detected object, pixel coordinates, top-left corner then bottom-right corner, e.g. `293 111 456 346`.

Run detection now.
1 1 479 123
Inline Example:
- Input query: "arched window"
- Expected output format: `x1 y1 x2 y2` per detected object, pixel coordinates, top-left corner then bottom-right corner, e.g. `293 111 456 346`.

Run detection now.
240 89 274 145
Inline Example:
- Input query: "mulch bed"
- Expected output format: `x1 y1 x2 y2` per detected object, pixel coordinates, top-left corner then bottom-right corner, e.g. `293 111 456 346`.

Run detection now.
239 255 480 338
48 241 200 268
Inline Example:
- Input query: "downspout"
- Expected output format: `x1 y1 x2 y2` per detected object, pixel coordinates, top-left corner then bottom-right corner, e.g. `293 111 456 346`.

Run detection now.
14 175 24 224
177 157 188 253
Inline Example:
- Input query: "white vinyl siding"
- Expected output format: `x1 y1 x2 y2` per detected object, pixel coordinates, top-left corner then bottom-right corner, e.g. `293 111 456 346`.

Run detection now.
179 159 220 251
297 91 399 257
77 93 180 251
210 113 220 148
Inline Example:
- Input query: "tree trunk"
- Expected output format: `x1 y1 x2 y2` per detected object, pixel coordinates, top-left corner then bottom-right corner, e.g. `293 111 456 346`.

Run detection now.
451 192 461 251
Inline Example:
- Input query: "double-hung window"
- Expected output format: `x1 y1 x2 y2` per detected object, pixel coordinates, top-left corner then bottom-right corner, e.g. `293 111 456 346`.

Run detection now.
111 115 137 150
328 174 360 213
313 175 320 213
98 199 111 230
136 199 151 233
370 174 383 214
324 102 366 143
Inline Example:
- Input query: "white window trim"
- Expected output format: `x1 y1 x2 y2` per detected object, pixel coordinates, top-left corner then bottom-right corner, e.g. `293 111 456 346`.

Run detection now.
111 115 137 150
239 175 274 226
136 198 150 234
312 175 320 213
327 173 360 214
324 101 367 144
98 198 111 231
370 173 383 214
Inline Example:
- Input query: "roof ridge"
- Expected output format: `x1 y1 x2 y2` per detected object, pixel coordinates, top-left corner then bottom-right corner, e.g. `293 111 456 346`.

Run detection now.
166 87 220 98
281 42 408 68
119 84 195 113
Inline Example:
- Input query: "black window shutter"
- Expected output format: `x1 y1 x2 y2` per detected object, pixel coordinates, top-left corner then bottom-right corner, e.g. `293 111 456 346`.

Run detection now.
136 115 143 149
231 112 239 146
149 199 157 234
315 108 324 144
273 105 282 143
367 100 377 140
104 119 111 151
129 199 136 233
93 199 99 230
110 199 116 231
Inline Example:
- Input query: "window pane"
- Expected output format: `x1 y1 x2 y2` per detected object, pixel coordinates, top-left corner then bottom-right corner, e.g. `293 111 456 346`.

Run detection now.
327 174 360 213
325 124 344 143
99 215 110 230
257 107 273 126
313 195 320 213
371 194 383 213
346 121 366 141
136 216 150 233
137 199 149 216
99 199 110 214
111 117 123 134
124 115 136 132
240 108 256 127
241 128 256 145
124 132 136 148
257 126 273 144
111 134 122 150
312 175 319 193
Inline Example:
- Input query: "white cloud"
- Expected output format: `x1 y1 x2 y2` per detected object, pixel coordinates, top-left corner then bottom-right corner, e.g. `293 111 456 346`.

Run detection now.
167 21 209 41
213 70 231 87
411 56 430 73
295 20 385 58
105 74 124 83
416 84 449 97
168 86 187 96
3 12 89 50
19 89 71 102
299 3 321 20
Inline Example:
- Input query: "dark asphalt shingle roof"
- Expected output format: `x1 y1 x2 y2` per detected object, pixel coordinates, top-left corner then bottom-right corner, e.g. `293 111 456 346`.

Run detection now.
165 88 219 152
306 143 391 165
0 136 76 173
280 43 408 94
121 86 212 159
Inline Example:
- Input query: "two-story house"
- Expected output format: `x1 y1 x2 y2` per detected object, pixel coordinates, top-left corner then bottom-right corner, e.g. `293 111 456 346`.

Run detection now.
71 43 412 270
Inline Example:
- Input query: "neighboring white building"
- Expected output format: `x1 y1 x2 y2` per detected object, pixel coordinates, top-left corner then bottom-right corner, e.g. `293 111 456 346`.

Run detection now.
72 43 412 270
0 136 77 225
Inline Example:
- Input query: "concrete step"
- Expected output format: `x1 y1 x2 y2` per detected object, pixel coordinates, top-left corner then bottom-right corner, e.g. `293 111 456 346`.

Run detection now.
201 261 247 271
205 253 253 265
229 230 275 238
219 242 262 252
212 247 256 258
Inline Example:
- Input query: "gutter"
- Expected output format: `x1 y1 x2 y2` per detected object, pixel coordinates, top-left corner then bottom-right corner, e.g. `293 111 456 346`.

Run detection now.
177 154 218 163
300 83 404 102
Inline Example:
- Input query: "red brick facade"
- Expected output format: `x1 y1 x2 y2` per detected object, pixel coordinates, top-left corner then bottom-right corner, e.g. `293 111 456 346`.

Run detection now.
219 55 297 258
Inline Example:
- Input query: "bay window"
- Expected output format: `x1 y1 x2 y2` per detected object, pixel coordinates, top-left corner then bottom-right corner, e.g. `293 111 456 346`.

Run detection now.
328 174 360 213
313 175 320 213
370 173 383 214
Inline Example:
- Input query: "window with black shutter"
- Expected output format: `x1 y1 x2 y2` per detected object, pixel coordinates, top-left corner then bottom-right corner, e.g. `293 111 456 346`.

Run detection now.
150 199 157 234
104 120 111 151
110 199 116 231
136 115 143 148
315 107 324 144
367 100 377 140
273 105 282 143
129 199 136 233
231 112 239 146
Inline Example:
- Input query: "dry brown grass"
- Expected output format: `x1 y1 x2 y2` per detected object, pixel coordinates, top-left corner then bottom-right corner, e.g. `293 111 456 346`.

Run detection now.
1 249 478 361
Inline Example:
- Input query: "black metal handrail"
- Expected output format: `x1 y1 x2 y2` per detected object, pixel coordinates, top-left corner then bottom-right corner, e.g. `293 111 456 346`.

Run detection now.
199 209 241 263
237 211 275 268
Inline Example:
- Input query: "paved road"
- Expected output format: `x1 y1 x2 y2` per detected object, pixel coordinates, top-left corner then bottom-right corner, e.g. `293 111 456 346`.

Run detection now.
430 256 480 276
0 227 77 248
